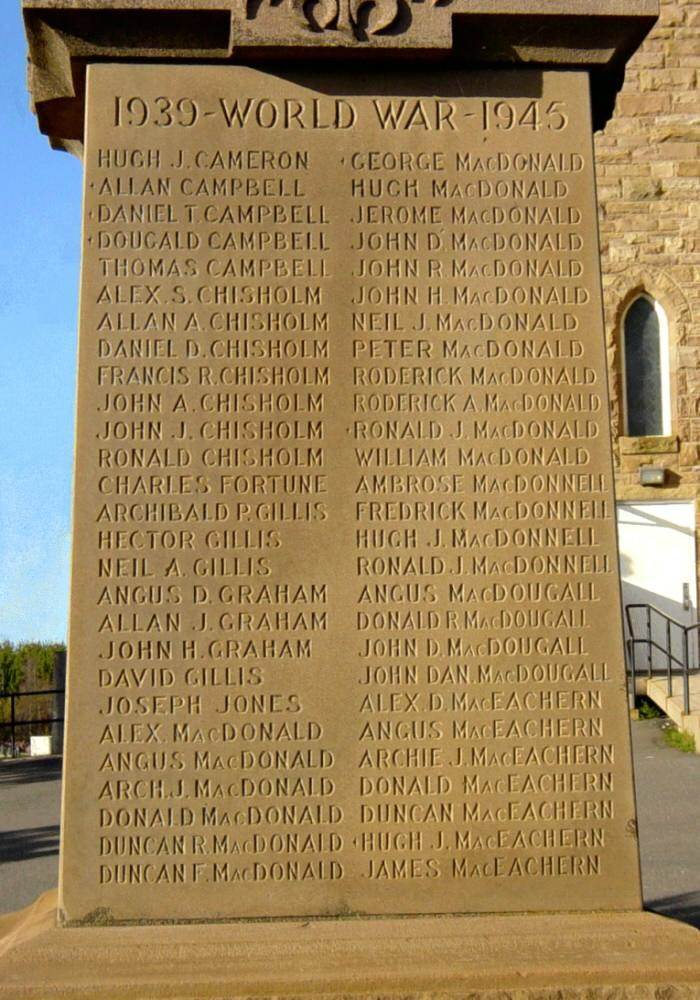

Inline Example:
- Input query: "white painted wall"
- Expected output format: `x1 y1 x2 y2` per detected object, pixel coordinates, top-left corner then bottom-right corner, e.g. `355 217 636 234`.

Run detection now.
617 501 697 673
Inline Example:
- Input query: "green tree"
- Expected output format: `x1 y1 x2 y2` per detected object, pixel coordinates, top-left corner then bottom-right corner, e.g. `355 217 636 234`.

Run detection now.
0 641 65 729
0 642 23 694
0 643 23 727
15 642 63 687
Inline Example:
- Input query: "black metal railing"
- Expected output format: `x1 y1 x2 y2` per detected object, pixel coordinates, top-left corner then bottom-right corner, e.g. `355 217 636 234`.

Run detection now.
0 688 64 759
625 603 700 715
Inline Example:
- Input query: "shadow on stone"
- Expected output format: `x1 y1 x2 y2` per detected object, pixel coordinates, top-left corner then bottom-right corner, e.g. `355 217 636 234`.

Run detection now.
647 892 700 930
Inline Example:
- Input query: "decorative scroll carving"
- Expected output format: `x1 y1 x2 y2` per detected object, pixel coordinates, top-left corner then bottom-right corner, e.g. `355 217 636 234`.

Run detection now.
286 0 423 38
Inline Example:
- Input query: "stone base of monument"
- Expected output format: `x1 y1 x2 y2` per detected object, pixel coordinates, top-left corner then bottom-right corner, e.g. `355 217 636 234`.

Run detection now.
1 891 699 999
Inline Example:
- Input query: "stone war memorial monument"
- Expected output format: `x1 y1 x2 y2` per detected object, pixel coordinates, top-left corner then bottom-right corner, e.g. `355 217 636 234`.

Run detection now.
2 0 700 996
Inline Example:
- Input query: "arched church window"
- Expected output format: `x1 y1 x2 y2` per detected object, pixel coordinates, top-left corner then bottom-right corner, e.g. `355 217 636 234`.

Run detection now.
622 295 671 437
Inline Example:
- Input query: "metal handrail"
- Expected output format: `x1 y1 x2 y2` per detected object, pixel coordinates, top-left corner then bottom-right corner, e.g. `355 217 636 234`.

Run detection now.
626 602 696 632
0 688 65 759
625 604 699 715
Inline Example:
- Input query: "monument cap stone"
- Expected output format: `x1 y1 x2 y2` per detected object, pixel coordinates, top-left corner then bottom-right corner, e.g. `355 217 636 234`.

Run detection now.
23 0 658 153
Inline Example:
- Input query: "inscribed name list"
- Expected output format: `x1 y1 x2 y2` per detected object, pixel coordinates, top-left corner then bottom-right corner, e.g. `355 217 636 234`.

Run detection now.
60 64 641 923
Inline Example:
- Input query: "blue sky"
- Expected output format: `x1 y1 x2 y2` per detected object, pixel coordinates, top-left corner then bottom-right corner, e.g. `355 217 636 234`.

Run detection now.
0 6 82 643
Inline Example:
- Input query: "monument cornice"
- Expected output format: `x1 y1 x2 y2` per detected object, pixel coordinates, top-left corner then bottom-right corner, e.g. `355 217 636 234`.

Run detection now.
23 0 657 153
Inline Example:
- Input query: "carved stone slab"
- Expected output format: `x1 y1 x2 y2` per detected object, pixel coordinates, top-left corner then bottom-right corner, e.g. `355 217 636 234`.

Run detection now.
59 62 642 925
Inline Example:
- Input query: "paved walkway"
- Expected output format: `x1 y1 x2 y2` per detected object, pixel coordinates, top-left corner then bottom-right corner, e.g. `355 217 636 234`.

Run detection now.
0 756 61 914
0 720 698 924
632 717 700 927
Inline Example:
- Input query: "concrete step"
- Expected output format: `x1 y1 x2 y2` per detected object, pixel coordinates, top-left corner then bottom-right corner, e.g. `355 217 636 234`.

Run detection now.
645 673 700 752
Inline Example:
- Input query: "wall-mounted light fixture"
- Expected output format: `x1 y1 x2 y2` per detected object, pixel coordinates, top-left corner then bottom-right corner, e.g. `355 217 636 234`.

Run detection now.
639 466 667 486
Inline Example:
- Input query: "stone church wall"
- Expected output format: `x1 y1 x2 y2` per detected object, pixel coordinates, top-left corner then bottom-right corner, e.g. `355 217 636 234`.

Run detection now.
596 0 699 504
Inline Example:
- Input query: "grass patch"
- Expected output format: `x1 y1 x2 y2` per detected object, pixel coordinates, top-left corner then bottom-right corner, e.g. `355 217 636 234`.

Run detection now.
662 724 696 754
636 696 663 720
